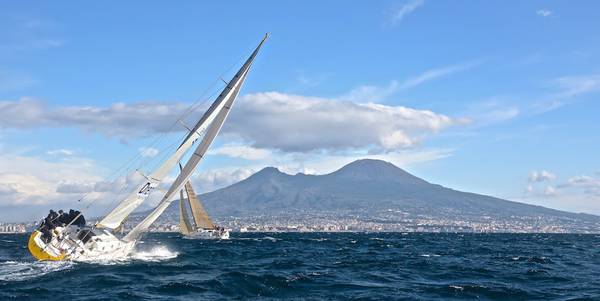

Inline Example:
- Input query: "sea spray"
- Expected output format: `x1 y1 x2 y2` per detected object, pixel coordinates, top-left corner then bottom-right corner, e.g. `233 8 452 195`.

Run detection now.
130 246 179 262
0 260 73 281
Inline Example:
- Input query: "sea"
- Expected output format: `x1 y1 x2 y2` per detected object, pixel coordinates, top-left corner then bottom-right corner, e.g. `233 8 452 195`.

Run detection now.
1 232 599 300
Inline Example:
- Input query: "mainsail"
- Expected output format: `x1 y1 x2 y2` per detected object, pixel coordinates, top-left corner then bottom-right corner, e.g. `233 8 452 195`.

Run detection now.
183 181 214 230
123 34 267 242
179 189 193 235
96 34 267 230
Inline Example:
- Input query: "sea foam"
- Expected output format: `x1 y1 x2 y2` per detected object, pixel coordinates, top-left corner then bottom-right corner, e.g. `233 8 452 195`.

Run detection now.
0 260 73 282
130 246 178 262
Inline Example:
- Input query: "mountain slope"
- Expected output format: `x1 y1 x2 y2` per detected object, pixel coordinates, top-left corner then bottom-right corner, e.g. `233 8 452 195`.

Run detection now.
159 159 596 225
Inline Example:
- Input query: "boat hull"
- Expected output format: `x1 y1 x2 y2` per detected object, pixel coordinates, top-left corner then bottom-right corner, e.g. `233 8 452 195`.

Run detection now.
28 226 135 262
28 230 66 261
184 229 230 240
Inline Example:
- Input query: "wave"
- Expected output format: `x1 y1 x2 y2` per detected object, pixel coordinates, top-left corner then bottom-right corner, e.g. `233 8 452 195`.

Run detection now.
0 260 73 282
130 246 178 262
230 236 280 242
1 232 598 300
81 245 179 265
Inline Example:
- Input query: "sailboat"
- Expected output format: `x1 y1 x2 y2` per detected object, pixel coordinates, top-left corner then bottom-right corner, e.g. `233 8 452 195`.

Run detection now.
27 34 268 261
179 180 229 239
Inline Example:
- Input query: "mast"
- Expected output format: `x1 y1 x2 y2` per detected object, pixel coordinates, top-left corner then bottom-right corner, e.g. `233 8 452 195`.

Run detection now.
184 181 214 229
123 34 267 242
96 34 268 230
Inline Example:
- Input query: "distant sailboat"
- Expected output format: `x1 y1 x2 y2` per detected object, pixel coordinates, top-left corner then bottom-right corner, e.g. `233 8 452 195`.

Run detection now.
179 180 229 239
27 34 267 261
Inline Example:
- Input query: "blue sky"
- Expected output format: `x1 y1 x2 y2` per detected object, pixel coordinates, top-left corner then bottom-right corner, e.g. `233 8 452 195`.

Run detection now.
1 1 600 221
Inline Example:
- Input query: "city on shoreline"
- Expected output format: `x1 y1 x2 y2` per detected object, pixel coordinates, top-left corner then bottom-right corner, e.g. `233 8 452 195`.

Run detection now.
4 209 599 234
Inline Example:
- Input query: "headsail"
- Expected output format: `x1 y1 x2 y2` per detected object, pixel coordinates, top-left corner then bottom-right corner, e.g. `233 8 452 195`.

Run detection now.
179 190 193 235
96 35 267 230
184 181 214 229
123 34 267 242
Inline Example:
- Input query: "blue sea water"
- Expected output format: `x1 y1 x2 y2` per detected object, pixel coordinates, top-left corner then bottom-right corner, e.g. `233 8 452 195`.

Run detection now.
1 232 599 300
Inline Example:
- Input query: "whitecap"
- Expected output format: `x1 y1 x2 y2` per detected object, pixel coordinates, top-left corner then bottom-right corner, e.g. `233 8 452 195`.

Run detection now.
130 246 178 262
0 260 73 282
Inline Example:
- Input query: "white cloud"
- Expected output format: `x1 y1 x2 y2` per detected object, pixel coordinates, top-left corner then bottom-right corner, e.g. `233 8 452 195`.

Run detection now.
528 170 556 183
0 183 18 196
554 74 600 97
564 175 600 196
0 150 103 207
341 61 480 102
47 149 74 156
0 97 191 137
56 181 95 194
139 147 159 158
481 107 520 125
0 91 462 154
209 145 272 160
534 74 600 113
0 146 160 220
398 61 480 90
543 185 557 196
226 92 459 152
536 9 552 17
523 173 600 215
191 167 255 192
390 0 425 26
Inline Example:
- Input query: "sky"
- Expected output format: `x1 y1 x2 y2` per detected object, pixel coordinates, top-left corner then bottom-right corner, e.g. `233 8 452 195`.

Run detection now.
1 1 600 221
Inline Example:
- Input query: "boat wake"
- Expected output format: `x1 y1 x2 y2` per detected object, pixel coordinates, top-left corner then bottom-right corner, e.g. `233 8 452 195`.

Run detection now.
77 245 179 265
0 260 73 282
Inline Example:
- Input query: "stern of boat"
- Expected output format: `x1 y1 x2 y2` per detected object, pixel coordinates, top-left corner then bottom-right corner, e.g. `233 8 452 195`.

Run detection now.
28 230 67 261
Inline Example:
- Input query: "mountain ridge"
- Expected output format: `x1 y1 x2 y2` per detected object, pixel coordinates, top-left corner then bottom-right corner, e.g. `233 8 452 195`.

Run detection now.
193 159 597 219
144 159 600 232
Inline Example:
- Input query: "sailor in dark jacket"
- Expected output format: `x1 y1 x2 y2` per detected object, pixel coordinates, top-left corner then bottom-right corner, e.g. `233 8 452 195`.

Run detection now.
39 210 58 243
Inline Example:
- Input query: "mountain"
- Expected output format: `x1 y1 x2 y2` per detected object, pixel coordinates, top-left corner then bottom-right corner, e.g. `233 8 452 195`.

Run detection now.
152 159 600 230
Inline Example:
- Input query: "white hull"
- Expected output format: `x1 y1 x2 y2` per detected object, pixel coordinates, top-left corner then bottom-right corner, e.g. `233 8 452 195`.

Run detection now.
29 226 135 262
184 229 229 240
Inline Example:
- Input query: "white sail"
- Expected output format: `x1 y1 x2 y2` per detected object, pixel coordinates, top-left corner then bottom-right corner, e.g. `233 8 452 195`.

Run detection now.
179 189 193 235
123 34 267 242
95 36 265 230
